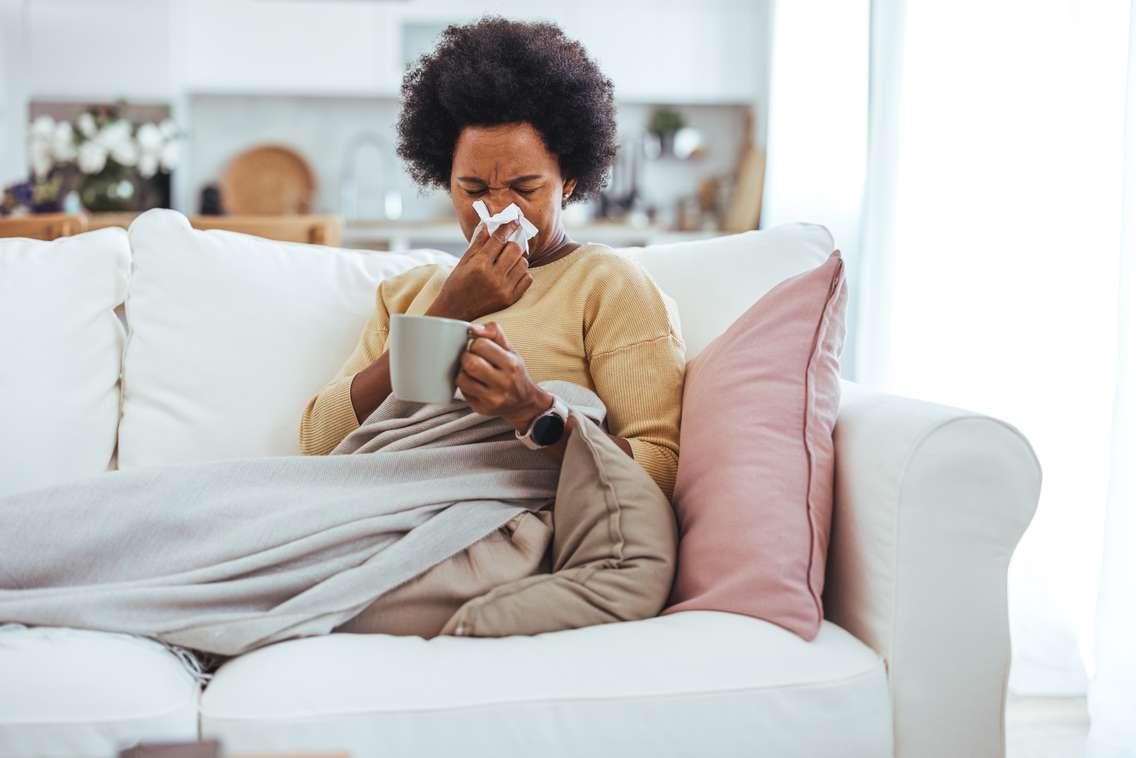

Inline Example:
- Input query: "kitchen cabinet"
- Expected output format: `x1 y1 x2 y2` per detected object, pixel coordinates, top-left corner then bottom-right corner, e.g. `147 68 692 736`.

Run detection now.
7 0 769 104
565 2 768 104
176 0 385 95
20 0 175 99
175 0 768 105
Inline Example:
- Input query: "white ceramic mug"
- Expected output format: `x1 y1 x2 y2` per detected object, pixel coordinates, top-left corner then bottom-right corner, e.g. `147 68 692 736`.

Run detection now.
389 314 472 404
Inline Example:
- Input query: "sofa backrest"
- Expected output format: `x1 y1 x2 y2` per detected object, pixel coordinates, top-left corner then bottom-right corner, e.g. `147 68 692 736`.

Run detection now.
1 209 835 482
117 210 453 469
622 224 833 359
0 228 129 497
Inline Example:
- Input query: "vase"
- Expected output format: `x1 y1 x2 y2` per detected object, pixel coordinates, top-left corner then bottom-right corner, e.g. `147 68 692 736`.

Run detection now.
79 164 136 212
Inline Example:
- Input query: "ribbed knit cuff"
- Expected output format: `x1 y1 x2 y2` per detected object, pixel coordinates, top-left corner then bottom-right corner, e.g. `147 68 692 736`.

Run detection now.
299 375 361 455
627 438 677 500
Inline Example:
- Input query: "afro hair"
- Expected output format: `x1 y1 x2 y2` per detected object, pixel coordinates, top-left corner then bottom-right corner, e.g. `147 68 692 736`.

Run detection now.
396 16 618 203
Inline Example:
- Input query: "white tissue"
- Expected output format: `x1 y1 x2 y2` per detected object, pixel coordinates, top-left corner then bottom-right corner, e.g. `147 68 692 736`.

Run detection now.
469 200 540 254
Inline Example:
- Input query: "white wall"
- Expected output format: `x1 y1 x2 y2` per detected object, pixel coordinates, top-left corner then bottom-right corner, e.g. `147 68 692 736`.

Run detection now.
0 0 26 185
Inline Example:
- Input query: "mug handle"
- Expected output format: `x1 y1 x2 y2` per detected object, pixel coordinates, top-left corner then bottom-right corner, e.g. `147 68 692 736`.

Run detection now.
454 325 480 403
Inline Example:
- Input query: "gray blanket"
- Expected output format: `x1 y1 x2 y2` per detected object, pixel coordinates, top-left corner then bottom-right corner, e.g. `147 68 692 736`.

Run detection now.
0 380 606 655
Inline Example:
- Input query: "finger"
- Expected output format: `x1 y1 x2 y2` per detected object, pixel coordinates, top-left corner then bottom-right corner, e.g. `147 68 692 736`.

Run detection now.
469 321 513 352
460 350 499 383
504 249 528 277
474 223 493 245
456 366 491 396
494 240 524 268
511 271 534 300
480 221 519 257
466 334 515 370
506 257 530 283
463 224 491 259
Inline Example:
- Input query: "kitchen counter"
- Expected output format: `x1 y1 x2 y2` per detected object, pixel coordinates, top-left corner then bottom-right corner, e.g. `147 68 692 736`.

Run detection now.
84 213 726 252
342 219 720 252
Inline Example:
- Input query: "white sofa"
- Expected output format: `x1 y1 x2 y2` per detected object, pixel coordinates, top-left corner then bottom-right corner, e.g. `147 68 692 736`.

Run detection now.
0 210 1040 758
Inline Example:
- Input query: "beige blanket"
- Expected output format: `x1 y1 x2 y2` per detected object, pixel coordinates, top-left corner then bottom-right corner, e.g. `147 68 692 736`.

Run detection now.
0 381 607 656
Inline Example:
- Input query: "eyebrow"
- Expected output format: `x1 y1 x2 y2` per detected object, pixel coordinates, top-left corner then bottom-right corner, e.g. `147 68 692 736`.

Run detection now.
457 174 544 185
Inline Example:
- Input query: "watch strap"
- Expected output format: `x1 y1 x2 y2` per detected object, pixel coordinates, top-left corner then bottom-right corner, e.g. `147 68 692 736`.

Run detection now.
515 395 569 449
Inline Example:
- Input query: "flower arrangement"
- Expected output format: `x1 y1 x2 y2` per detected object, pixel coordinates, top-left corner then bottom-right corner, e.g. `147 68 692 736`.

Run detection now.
9 103 182 215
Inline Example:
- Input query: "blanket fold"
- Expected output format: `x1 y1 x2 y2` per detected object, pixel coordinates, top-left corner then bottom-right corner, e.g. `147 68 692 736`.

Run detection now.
0 380 606 655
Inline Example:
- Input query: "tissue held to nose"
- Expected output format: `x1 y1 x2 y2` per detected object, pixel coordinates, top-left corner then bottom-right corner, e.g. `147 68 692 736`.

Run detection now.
470 199 540 254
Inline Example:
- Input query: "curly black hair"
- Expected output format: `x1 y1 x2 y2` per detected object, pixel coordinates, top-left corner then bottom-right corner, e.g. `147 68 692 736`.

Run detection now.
396 17 617 203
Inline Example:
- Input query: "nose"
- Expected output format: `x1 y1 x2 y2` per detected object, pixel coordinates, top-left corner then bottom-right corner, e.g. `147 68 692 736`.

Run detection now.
483 195 510 216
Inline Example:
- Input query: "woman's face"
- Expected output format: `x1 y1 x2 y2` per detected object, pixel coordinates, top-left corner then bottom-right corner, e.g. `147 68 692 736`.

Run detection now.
450 122 577 258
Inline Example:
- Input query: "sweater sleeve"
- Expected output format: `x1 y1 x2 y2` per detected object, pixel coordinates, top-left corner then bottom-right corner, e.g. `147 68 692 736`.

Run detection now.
298 284 391 456
584 258 686 498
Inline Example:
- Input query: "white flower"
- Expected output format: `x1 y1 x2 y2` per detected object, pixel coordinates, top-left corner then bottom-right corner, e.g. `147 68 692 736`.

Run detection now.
30 115 56 140
111 138 138 167
158 118 177 140
136 122 162 152
137 152 159 179
51 121 77 162
77 112 97 138
96 119 132 151
29 139 53 179
77 140 108 175
159 139 180 171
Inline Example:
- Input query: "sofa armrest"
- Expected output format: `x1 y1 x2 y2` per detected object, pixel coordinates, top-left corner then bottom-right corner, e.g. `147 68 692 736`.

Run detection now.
824 381 1040 758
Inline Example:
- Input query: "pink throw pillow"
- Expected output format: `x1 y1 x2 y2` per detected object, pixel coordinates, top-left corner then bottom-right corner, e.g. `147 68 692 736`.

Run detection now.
662 251 847 640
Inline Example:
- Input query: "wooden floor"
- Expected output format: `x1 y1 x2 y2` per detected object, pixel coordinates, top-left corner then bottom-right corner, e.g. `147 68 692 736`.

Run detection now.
1007 696 1090 758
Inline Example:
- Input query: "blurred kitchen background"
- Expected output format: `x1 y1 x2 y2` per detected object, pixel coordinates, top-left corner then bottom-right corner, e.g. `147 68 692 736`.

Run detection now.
0 0 773 252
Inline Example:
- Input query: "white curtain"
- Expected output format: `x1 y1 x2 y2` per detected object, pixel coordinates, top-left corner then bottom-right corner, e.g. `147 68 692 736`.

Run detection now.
761 0 869 372
1090 3 1136 753
765 0 1136 749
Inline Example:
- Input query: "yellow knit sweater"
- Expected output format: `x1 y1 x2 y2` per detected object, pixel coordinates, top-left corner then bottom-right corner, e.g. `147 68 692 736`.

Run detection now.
299 243 686 497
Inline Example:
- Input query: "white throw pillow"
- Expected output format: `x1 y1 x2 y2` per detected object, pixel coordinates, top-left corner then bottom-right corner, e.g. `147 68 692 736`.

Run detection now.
0 228 129 496
118 210 454 468
623 224 834 359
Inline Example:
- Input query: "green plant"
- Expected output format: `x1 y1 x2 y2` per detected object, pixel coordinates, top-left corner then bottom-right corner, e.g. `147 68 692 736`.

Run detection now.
648 107 686 137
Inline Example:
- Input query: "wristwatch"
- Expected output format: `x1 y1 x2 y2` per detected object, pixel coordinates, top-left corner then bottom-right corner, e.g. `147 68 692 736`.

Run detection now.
515 395 570 449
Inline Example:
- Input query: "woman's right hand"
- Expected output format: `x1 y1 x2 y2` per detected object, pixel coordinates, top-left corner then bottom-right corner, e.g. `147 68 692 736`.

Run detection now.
426 220 534 322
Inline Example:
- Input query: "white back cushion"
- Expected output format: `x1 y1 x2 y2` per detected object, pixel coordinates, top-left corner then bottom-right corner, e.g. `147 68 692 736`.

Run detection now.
118 210 453 468
623 223 835 359
118 214 832 466
0 228 129 496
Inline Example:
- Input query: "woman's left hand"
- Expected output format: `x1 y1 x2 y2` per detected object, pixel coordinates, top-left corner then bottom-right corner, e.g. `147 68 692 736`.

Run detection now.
458 322 552 432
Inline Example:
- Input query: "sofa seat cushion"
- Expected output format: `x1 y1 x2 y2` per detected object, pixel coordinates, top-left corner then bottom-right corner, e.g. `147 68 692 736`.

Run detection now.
0 625 200 757
201 611 891 758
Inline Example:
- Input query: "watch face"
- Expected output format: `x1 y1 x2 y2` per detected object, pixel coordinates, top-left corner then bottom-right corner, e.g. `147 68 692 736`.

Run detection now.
532 412 566 445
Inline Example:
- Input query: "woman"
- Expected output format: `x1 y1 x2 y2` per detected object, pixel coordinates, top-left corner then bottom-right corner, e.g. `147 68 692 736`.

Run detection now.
300 17 685 500
301 17 683 638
